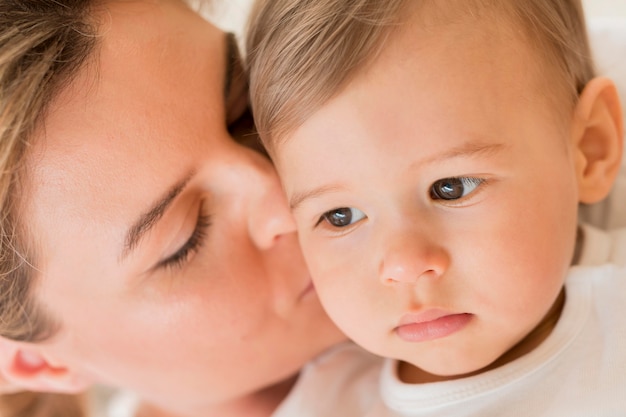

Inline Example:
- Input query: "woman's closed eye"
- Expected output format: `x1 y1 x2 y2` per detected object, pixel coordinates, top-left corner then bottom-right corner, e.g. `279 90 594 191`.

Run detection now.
316 207 366 229
157 203 211 271
430 177 485 202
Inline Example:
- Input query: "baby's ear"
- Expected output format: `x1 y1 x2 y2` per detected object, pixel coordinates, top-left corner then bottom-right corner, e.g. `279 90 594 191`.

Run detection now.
0 337 92 394
572 77 624 204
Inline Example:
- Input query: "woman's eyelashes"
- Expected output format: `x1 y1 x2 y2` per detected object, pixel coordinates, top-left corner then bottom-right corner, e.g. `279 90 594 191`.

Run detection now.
158 204 212 271
430 177 484 201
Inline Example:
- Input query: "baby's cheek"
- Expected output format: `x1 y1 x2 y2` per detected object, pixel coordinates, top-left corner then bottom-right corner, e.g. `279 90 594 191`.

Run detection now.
307 256 347 304
308 256 341 299
302 236 369 322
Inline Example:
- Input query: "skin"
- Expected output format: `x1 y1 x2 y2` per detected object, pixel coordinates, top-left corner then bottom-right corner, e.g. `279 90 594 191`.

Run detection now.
20 1 343 416
272 10 608 383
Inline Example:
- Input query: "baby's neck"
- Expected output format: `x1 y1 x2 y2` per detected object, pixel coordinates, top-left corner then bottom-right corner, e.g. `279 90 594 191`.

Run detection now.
399 288 566 384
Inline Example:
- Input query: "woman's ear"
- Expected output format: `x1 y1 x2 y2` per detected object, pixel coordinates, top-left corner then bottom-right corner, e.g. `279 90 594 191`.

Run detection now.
572 77 624 204
0 337 92 394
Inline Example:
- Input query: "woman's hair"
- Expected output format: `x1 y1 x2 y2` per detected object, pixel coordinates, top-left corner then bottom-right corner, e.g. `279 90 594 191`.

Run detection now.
246 0 596 149
0 0 99 415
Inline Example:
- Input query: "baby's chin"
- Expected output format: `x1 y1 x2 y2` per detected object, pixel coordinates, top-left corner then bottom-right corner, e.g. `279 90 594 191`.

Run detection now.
394 349 508 384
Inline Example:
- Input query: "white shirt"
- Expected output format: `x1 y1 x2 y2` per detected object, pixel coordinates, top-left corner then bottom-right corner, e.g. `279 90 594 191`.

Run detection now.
272 342 382 417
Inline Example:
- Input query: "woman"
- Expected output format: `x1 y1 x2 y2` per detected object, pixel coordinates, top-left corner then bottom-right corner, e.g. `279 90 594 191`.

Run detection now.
0 0 345 416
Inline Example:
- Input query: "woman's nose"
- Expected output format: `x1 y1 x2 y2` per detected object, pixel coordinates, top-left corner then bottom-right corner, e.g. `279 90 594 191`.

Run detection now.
249 191 297 249
378 230 449 285
247 175 298 250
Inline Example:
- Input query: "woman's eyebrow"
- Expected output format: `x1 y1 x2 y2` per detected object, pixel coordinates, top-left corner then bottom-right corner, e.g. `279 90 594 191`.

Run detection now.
120 170 195 261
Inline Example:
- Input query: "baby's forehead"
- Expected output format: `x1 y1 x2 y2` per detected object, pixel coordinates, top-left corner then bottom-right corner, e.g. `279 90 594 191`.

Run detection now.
355 7 554 100
385 2 548 73
402 0 588 98
354 2 574 124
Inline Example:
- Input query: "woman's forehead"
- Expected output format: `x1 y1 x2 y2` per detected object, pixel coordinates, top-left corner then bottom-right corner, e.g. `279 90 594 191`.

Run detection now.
96 0 226 105
26 0 230 234
37 0 227 157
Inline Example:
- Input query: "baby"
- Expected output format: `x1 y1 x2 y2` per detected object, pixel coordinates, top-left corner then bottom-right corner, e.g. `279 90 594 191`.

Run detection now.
248 0 626 415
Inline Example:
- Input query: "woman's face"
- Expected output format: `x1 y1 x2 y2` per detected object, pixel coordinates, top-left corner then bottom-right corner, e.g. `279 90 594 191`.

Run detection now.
24 0 342 413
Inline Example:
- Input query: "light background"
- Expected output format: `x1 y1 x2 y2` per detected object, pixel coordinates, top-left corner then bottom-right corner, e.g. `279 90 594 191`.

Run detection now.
583 0 626 17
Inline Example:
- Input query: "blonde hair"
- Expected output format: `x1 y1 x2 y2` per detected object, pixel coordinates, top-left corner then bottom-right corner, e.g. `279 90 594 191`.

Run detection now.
247 0 595 148
0 0 99 415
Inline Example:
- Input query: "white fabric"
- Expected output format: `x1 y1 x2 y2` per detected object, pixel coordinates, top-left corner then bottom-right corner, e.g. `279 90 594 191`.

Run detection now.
272 343 383 417
89 385 139 417
372 224 626 417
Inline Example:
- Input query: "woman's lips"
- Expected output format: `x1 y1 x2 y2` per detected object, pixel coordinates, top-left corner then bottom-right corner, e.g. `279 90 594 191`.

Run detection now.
395 310 473 342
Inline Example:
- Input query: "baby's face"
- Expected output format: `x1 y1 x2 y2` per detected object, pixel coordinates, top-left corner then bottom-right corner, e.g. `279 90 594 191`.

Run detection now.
272 15 583 378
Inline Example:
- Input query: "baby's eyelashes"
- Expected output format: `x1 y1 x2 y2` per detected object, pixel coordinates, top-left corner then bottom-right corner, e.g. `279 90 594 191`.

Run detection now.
430 177 485 202
317 207 367 229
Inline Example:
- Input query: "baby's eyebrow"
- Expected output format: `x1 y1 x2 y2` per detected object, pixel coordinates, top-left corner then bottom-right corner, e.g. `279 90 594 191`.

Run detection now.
289 141 506 211
290 185 346 211
412 141 507 169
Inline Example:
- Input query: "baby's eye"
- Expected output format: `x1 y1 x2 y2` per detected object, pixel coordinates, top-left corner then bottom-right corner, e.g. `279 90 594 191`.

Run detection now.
319 207 366 228
430 177 484 201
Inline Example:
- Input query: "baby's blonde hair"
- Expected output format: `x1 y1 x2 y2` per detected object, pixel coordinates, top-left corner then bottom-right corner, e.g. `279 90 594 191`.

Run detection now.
247 0 595 149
